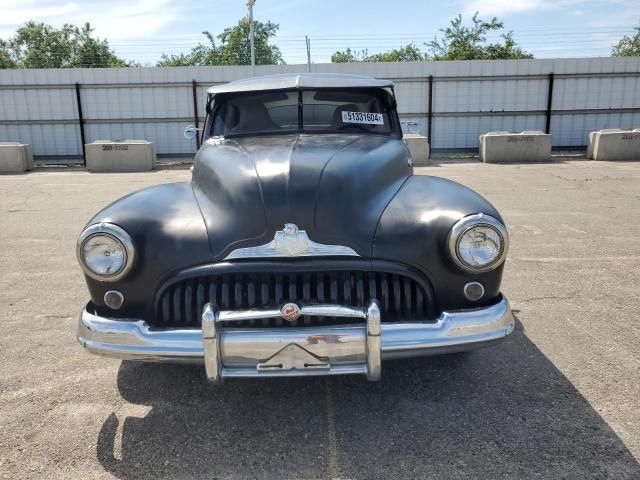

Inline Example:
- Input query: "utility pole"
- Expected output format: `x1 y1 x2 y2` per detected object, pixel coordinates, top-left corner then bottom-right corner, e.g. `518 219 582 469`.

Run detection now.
247 0 256 75
305 35 311 72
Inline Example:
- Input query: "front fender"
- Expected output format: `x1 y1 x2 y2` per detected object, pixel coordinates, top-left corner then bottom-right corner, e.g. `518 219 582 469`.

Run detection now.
80 182 211 317
373 175 506 311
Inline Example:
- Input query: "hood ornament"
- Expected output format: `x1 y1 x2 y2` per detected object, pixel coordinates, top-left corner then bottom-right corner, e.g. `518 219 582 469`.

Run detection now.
223 223 359 260
274 223 309 256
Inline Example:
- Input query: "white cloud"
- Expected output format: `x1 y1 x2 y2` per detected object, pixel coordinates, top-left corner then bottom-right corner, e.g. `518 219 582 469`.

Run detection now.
1 2 80 24
463 0 543 16
589 0 640 27
0 0 184 40
461 0 638 19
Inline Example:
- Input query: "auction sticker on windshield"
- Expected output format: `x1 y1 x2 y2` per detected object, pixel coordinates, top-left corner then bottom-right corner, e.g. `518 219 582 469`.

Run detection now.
341 111 384 125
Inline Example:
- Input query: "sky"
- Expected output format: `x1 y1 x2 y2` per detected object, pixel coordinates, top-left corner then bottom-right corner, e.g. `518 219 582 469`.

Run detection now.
1 0 639 65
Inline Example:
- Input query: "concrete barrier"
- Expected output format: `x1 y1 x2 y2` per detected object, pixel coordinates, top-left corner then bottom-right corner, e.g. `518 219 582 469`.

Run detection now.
586 132 596 159
478 132 509 162
586 129 621 159
0 142 34 173
86 140 156 172
479 131 551 163
587 129 640 161
403 134 430 164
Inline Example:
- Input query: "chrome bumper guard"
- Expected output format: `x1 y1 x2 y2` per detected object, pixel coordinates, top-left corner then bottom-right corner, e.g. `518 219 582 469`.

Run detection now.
77 297 514 382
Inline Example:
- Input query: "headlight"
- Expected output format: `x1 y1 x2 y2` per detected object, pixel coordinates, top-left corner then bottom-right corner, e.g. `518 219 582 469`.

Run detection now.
448 214 508 272
76 223 135 281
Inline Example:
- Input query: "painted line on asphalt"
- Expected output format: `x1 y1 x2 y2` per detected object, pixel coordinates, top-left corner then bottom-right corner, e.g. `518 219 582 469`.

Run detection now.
325 378 341 480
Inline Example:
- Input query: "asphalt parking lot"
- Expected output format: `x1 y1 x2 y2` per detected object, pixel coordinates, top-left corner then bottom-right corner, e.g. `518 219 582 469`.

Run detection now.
1 160 639 479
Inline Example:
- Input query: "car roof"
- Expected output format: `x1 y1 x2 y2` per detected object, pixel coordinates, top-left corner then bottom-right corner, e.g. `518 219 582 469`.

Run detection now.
206 73 394 95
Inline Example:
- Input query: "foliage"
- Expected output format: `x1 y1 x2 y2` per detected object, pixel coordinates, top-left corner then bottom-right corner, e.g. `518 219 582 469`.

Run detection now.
331 14 531 63
331 43 427 63
331 48 367 63
331 43 425 63
0 39 17 68
426 13 533 60
367 43 425 62
158 19 284 66
612 24 640 56
1 21 129 68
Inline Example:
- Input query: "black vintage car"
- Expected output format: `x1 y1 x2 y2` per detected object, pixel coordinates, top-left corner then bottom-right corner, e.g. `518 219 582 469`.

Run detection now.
76 73 513 382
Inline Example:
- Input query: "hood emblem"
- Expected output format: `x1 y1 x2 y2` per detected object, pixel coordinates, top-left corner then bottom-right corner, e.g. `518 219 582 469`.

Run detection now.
223 223 359 260
281 302 302 322
273 223 309 256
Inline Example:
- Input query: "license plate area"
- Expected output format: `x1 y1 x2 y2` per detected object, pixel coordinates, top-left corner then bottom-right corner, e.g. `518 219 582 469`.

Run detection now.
257 343 330 372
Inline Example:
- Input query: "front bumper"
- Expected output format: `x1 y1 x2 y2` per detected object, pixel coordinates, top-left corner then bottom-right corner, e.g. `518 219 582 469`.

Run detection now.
77 296 514 381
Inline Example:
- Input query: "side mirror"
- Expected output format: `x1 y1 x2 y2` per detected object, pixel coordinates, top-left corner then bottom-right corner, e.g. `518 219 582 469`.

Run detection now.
183 125 201 140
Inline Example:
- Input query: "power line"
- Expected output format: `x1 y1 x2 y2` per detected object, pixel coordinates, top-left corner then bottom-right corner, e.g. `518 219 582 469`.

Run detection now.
2 25 635 67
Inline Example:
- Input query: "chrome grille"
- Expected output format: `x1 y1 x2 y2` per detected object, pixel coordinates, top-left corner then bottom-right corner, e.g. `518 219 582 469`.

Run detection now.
153 269 435 328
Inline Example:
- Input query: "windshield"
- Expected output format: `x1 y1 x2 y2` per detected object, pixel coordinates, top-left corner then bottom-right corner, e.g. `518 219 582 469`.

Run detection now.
210 88 395 137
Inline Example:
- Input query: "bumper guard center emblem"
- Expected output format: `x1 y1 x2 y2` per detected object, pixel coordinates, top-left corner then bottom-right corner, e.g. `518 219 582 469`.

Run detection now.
280 302 301 322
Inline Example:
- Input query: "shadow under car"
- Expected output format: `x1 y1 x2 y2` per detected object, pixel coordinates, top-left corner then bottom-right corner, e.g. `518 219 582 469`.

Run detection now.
96 317 640 479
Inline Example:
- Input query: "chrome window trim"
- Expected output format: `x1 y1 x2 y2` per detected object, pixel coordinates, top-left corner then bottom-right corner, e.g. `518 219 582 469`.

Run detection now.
76 222 135 282
447 213 508 273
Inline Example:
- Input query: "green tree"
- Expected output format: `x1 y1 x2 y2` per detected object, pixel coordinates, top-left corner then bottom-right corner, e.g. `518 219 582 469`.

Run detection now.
366 43 425 62
331 48 369 63
331 43 425 63
2 21 129 68
0 39 17 68
157 42 210 67
426 13 533 60
612 23 640 56
158 19 284 66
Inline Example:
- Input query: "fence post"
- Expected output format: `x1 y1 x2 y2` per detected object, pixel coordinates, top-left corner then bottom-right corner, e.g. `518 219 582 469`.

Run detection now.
74 82 86 166
545 72 554 135
427 75 434 147
192 80 200 149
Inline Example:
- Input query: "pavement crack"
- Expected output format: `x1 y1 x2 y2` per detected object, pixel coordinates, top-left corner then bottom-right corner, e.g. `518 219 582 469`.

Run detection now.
546 172 576 183
517 295 573 303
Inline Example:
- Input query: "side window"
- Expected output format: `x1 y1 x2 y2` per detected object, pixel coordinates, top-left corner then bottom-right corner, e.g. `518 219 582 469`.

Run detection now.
212 103 240 136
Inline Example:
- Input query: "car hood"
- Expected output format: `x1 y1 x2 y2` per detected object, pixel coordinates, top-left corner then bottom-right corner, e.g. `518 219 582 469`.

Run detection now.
191 133 411 259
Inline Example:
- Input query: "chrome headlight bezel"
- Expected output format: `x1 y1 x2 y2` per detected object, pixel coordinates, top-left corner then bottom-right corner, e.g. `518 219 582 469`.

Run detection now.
447 213 508 273
76 223 135 282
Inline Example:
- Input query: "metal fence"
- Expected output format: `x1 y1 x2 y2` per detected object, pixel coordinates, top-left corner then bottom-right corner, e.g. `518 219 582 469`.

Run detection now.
1 57 639 162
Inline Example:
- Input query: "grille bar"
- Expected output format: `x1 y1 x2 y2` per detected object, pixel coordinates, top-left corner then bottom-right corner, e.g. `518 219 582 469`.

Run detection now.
154 269 435 328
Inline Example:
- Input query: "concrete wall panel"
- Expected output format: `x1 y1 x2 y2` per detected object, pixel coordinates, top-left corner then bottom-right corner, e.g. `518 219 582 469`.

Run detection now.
435 115 547 149
1 57 639 156
551 112 640 146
